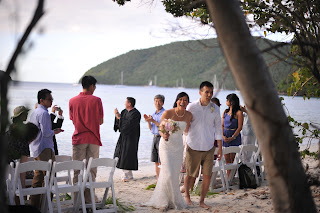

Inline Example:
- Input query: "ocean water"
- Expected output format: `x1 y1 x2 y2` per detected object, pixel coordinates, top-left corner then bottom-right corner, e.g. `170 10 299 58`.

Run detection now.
7 81 320 165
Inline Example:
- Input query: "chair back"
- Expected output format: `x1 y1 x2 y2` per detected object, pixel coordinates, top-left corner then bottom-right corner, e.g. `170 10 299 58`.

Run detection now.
240 144 258 163
84 157 118 183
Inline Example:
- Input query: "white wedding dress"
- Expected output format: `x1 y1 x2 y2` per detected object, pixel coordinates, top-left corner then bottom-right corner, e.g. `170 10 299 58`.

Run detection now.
145 121 187 210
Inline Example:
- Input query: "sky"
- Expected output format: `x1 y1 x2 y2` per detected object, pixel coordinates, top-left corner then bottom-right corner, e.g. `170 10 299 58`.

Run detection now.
0 0 293 83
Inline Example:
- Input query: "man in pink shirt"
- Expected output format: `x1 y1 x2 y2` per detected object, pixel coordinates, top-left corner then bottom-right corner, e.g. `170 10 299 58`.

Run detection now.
69 75 103 202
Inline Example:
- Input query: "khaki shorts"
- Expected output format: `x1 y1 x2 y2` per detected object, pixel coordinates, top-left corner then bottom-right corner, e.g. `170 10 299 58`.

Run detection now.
185 145 215 178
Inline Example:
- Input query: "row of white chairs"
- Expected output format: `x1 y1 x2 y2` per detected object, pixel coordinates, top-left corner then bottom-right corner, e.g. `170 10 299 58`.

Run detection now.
6 156 118 213
193 144 265 192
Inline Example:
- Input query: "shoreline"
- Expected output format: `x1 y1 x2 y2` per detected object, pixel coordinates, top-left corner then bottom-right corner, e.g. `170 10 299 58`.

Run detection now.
94 143 320 212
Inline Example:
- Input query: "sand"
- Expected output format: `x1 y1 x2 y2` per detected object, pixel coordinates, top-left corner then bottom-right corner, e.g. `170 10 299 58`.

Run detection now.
95 143 320 212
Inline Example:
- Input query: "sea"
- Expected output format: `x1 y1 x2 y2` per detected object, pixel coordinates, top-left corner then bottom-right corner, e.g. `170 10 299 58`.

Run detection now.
7 81 320 165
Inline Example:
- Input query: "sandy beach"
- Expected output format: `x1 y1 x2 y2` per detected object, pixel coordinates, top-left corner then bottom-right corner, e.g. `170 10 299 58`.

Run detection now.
95 143 320 212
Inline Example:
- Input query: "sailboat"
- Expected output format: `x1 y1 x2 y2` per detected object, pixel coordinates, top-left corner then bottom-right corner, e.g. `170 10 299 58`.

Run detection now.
177 78 184 89
213 74 220 91
114 71 126 87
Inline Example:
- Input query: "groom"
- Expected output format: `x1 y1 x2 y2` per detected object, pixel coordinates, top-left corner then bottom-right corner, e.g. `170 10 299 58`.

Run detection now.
184 81 222 208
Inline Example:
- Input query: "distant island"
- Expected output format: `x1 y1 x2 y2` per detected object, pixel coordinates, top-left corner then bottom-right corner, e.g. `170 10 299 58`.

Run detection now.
81 37 293 93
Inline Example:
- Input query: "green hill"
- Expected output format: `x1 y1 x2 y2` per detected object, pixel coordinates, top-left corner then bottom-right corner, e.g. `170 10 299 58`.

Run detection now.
82 37 293 90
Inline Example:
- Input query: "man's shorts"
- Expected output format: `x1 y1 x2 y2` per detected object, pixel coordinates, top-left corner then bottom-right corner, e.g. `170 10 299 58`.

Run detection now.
151 135 161 163
185 145 215 178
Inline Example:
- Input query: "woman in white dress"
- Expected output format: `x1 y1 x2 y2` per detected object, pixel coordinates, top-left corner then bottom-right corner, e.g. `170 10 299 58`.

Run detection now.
145 92 192 210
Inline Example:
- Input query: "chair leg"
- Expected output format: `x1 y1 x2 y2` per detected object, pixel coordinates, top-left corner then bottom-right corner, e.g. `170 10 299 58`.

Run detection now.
210 171 217 191
47 191 53 213
111 186 117 212
222 170 230 191
73 190 81 213
54 191 62 213
80 188 87 213
90 187 96 213
19 193 25 205
220 170 226 191
252 166 259 186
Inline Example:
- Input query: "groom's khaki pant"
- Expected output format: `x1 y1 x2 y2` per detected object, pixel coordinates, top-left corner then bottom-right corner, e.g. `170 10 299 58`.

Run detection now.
185 145 215 178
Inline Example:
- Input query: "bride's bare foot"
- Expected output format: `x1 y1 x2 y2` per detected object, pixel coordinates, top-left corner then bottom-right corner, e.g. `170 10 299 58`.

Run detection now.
185 196 193 206
199 202 211 209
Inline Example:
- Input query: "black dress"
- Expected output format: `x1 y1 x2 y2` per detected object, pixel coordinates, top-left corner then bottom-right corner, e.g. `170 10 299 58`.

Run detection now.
114 108 141 170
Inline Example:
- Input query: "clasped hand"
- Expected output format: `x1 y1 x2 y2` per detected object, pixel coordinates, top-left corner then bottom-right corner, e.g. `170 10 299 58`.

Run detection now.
222 135 233 143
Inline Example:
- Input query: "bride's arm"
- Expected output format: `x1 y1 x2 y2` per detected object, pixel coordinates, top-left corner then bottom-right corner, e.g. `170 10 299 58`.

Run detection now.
159 110 170 140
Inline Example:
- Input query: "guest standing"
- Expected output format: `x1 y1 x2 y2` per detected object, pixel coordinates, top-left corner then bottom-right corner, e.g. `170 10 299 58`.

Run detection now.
184 81 222 209
30 89 63 210
50 105 64 155
144 94 165 180
222 93 243 178
69 75 104 203
240 105 256 162
114 97 141 182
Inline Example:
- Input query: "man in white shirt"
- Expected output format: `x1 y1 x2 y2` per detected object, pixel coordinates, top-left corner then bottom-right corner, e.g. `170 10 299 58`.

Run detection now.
184 81 222 208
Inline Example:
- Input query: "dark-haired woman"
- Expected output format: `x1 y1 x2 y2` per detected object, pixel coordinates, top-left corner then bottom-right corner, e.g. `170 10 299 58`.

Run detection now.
145 92 192 211
221 93 243 178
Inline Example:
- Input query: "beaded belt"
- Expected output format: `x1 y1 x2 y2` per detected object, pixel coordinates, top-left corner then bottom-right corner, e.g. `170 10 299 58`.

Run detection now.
224 128 236 130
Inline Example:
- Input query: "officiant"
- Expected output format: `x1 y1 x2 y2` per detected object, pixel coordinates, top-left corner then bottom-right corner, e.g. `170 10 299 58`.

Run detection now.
114 97 141 182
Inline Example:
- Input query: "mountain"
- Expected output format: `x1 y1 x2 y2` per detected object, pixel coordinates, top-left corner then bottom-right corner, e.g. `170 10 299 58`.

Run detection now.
82 37 293 89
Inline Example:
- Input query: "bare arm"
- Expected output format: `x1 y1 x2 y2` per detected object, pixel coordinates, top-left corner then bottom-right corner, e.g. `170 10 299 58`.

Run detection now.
231 110 244 139
159 111 170 140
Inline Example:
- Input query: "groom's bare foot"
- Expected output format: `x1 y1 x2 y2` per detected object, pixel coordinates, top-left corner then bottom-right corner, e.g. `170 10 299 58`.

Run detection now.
199 202 211 209
185 197 193 206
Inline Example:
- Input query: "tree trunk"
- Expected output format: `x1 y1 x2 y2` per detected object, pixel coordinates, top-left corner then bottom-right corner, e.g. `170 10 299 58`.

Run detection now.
205 0 317 212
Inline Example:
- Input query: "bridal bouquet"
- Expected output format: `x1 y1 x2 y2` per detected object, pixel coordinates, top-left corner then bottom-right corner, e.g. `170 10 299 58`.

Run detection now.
159 119 180 140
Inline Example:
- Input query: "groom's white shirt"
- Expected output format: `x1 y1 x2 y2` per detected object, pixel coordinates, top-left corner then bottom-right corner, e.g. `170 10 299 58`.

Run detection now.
186 99 222 151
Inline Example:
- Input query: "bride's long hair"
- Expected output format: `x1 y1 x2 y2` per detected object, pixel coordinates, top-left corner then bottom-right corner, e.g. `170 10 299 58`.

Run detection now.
173 92 189 108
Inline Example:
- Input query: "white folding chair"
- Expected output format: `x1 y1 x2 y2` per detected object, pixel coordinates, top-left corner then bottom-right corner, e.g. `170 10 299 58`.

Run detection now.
13 160 53 213
210 149 226 192
221 146 241 190
54 155 72 183
239 144 260 185
50 159 86 213
83 157 118 213
6 162 15 205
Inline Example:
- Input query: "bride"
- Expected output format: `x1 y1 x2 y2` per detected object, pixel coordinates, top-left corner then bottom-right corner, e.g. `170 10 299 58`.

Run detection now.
144 92 192 210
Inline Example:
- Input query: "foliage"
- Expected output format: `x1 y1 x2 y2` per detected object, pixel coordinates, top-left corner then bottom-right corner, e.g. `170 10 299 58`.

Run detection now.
280 97 320 159
83 37 294 90
105 197 135 212
288 67 320 98
192 181 219 197
160 0 320 97
241 0 320 97
65 193 135 212
145 183 157 190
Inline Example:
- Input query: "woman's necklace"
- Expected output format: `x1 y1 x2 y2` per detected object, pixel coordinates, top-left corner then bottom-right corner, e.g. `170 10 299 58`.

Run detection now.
175 109 186 118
